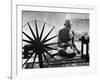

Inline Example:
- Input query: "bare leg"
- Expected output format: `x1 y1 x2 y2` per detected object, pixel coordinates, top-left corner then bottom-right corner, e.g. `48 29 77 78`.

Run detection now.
71 43 80 54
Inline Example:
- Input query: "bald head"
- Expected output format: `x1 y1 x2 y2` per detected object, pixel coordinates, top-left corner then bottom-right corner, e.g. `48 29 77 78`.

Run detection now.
64 20 71 29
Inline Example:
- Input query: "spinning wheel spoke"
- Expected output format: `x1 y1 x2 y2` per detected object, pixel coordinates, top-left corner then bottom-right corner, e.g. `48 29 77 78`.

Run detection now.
23 32 34 41
35 20 39 39
42 53 49 65
43 49 56 60
42 35 57 43
22 50 35 68
40 22 45 40
42 26 55 43
43 45 57 50
23 39 32 44
27 22 37 40
32 53 37 68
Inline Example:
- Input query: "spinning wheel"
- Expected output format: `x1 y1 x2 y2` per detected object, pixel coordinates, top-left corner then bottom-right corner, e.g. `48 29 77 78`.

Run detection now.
22 20 58 68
